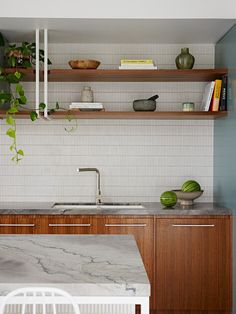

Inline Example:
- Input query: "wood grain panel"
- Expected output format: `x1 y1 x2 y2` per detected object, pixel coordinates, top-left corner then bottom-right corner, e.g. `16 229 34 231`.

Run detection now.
35 215 106 234
48 69 227 82
4 68 227 82
155 217 232 311
0 215 37 234
0 110 227 120
103 216 155 309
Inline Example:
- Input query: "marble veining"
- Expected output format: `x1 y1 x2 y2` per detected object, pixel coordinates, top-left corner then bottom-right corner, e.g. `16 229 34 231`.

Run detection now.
0 235 150 297
0 202 231 215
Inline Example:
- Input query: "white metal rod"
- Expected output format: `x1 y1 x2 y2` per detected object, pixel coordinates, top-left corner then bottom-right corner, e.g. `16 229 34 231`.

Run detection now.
0 224 35 227
35 29 40 115
105 224 147 227
48 224 91 227
44 29 48 118
172 224 215 227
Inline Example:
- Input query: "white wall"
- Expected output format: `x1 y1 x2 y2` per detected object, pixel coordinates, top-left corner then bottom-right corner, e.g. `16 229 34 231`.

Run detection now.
1 0 236 18
0 43 214 203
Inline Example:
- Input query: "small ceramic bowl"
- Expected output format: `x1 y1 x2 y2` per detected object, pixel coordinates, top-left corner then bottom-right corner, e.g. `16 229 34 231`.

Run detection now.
133 99 156 111
68 60 100 69
172 190 203 206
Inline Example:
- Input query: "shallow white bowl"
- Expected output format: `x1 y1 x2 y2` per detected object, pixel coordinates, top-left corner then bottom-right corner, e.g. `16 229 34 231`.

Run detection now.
172 190 203 206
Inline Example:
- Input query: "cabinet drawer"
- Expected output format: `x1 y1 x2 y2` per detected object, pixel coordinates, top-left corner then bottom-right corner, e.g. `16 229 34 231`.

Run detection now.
0 216 36 234
36 216 105 234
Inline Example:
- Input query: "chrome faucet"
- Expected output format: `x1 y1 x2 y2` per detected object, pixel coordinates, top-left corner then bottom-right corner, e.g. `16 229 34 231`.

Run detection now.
77 168 102 205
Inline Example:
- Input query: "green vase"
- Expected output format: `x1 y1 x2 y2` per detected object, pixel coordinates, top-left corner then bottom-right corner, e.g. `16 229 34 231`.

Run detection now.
175 47 195 69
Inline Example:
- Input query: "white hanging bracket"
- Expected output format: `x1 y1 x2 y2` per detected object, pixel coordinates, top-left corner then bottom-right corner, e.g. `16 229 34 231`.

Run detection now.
35 29 40 116
43 28 49 119
34 28 50 120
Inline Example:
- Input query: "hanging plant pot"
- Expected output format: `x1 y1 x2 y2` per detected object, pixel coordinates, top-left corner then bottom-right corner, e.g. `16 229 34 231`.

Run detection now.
7 49 32 68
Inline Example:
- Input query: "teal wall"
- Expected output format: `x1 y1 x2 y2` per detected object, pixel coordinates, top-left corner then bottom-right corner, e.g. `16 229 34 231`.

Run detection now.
215 24 236 208
215 24 236 310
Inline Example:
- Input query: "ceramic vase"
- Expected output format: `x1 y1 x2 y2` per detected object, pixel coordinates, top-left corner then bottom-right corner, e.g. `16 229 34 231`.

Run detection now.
81 86 94 102
175 48 195 69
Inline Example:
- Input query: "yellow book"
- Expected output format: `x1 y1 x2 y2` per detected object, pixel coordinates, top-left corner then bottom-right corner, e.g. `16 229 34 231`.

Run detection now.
120 59 153 65
211 79 222 111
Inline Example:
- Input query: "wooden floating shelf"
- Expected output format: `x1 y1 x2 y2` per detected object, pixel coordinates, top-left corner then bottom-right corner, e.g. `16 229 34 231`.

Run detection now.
0 110 227 120
0 111 32 119
49 111 228 120
4 68 228 82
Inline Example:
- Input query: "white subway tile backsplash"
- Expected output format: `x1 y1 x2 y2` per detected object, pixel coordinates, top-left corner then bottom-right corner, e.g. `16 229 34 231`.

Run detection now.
0 43 214 203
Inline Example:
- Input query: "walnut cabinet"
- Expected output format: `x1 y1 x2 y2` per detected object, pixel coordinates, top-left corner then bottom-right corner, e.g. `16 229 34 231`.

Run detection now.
0 214 232 312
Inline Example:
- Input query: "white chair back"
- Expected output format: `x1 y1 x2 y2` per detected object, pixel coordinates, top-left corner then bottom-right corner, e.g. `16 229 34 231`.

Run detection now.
0 287 80 314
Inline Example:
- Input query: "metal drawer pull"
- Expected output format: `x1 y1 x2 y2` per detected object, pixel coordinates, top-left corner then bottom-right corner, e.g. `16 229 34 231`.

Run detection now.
105 224 147 227
48 223 91 227
0 224 35 227
172 224 215 227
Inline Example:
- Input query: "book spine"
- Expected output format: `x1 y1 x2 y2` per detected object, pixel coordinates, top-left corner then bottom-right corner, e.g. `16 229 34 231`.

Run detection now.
211 79 222 111
119 66 157 70
120 59 153 64
204 82 215 111
219 75 227 111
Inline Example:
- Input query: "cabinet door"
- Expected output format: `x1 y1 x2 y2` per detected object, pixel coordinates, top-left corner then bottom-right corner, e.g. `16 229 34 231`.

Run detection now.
0 215 36 234
36 215 104 234
104 217 154 308
155 217 232 311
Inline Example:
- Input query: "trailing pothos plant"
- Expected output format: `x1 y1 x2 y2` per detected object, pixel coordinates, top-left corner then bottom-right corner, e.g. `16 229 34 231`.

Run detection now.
0 40 77 162
0 69 60 161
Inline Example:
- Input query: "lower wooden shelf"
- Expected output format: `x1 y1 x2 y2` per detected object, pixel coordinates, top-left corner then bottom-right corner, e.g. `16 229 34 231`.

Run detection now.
0 110 228 120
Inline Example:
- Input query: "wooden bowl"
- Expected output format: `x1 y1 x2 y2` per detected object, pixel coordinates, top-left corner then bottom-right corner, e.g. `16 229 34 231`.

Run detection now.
68 60 100 69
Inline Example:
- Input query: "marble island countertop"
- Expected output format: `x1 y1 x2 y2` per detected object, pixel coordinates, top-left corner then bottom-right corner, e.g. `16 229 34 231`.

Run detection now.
0 202 231 216
0 234 150 296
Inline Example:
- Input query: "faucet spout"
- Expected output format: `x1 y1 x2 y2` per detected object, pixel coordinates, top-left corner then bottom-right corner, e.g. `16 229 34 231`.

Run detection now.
77 168 102 205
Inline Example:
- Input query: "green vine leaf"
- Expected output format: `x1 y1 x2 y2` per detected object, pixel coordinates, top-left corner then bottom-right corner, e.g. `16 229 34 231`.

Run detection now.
6 128 16 138
6 115 14 126
16 83 24 95
0 92 11 102
19 95 27 104
64 112 78 133
39 103 46 110
7 73 20 84
30 111 38 121
14 71 21 80
17 149 24 156
7 107 18 114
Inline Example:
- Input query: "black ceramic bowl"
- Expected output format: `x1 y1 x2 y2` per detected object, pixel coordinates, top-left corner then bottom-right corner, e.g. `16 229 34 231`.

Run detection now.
133 99 156 111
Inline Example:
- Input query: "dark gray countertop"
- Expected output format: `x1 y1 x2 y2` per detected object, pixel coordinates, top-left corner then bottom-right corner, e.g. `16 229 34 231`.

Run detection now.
0 202 231 216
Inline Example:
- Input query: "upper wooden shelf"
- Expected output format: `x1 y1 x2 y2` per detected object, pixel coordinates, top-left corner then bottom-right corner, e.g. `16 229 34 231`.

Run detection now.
0 110 227 120
4 68 228 82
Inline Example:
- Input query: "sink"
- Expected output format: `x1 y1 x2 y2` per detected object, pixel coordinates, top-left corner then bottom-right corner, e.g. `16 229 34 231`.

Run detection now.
53 202 144 210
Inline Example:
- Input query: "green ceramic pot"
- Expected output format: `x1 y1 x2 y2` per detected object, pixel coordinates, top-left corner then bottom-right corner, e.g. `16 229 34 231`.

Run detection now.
175 48 195 69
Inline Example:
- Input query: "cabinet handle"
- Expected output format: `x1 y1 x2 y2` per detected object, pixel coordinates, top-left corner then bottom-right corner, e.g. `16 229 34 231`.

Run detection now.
172 224 215 227
48 223 92 227
105 224 147 227
0 224 35 227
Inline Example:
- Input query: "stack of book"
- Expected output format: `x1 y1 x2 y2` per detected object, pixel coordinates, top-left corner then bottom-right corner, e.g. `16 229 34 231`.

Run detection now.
69 102 104 111
119 59 157 70
201 76 227 111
